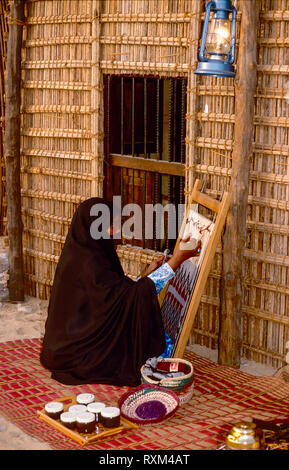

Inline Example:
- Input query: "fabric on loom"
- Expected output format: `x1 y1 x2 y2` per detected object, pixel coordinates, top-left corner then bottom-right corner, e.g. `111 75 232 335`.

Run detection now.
40 198 166 387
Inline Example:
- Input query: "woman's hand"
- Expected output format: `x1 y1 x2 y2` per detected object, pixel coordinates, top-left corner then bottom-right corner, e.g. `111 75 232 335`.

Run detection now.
140 255 165 278
167 237 202 272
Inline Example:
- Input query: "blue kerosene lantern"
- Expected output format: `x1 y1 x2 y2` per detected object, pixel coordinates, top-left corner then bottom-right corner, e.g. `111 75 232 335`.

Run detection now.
195 0 237 78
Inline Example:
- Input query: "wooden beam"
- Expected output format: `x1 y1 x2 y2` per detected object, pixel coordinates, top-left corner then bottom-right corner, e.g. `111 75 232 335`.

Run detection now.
191 185 221 214
4 0 25 301
110 153 185 177
218 1 259 367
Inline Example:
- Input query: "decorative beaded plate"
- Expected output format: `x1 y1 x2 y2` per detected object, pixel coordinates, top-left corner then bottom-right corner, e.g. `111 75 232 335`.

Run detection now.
119 384 179 425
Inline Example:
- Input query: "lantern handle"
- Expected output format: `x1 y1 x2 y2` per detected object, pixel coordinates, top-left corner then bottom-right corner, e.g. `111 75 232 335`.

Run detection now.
199 1 237 65
199 1 216 63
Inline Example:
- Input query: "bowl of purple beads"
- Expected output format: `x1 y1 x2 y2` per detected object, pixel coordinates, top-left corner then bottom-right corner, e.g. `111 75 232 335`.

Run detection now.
118 384 179 426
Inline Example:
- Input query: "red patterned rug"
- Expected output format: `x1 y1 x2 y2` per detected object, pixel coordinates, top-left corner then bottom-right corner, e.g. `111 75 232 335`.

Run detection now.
1 338 289 450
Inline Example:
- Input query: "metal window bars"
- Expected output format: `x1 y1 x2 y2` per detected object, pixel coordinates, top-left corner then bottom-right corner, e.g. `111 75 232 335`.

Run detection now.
104 75 187 252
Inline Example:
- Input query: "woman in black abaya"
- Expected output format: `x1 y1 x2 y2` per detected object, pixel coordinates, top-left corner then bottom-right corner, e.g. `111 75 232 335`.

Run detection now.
40 198 199 387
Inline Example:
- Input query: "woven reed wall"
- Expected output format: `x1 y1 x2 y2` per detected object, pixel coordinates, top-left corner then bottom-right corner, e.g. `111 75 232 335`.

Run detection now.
0 0 9 235
21 0 104 298
99 0 201 277
21 0 199 297
20 0 289 367
188 0 289 369
244 0 289 367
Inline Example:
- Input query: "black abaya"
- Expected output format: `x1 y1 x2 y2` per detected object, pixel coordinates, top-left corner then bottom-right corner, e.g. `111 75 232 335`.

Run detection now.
40 198 166 387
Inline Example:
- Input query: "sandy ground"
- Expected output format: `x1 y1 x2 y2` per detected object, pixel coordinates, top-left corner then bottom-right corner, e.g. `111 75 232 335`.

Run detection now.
0 295 284 451
0 296 51 450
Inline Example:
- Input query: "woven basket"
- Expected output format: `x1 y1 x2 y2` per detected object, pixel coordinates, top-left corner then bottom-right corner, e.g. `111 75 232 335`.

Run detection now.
119 384 179 426
141 358 194 406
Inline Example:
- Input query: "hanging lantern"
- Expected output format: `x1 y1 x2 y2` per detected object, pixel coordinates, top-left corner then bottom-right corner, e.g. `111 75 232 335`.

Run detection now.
194 0 237 78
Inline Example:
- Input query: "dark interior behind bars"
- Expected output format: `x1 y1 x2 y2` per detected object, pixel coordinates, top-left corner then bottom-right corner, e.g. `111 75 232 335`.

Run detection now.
104 75 187 252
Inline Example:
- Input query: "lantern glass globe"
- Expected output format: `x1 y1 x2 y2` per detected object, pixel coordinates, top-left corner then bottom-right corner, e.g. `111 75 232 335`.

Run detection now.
206 18 231 58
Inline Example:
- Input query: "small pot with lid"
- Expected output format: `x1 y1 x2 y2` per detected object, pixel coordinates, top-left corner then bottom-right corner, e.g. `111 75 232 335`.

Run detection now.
226 421 264 450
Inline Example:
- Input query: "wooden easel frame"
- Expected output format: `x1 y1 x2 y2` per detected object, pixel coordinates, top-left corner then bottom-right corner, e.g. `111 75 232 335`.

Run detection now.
159 179 231 358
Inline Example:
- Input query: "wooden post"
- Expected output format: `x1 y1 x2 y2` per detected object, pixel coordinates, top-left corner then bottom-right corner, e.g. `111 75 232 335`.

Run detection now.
218 1 258 367
4 0 25 301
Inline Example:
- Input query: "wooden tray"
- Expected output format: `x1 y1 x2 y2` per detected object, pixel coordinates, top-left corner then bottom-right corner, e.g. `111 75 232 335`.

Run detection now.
37 395 138 446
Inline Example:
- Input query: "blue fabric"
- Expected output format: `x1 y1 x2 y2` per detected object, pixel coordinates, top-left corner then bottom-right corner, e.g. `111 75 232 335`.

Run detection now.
147 262 175 294
136 263 175 358
160 333 174 358
148 264 175 358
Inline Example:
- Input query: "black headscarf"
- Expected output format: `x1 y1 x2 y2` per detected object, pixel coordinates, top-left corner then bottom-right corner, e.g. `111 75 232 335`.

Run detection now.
40 198 165 387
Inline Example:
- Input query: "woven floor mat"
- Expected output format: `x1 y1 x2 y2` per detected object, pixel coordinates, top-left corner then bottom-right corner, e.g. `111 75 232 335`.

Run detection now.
0 338 289 450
